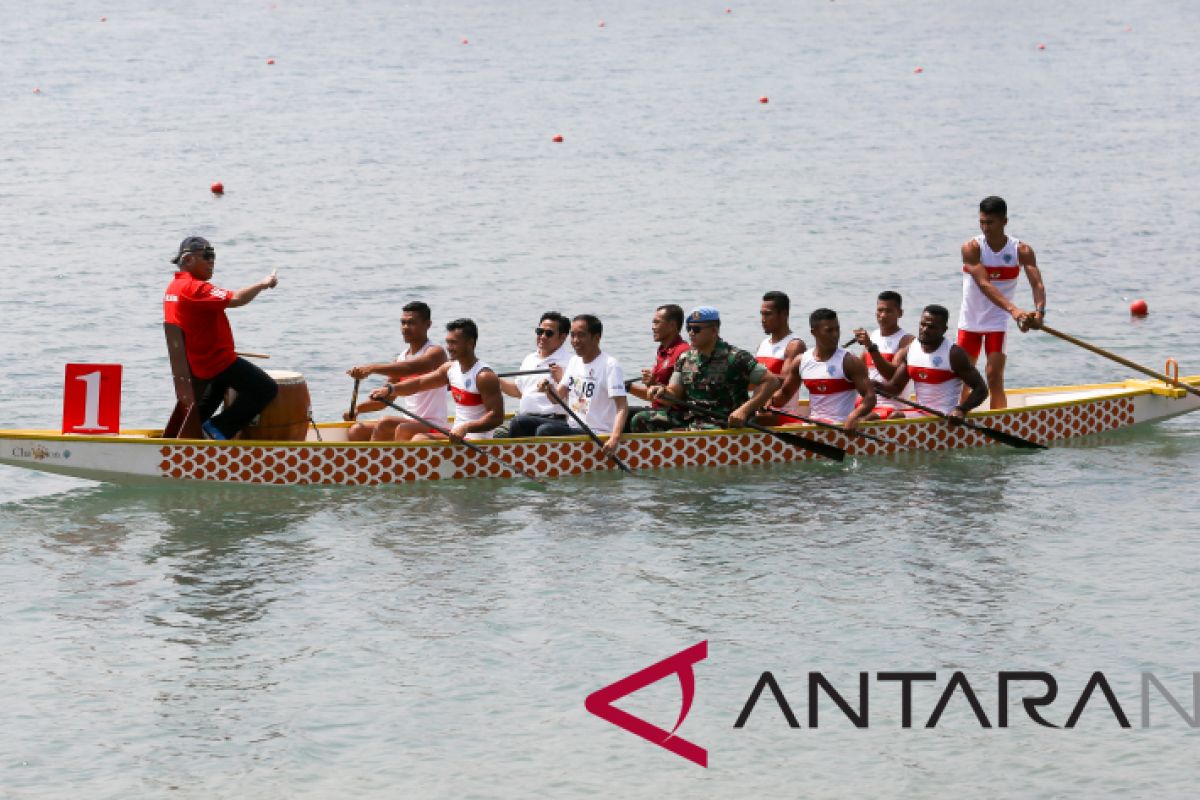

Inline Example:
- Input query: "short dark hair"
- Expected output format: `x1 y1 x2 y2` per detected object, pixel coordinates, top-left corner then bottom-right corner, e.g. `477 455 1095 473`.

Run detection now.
979 196 1007 217
809 308 838 328
573 314 603 337
762 291 790 313
877 291 903 308
540 311 570 336
656 304 684 329
922 304 950 324
402 301 432 322
446 318 478 342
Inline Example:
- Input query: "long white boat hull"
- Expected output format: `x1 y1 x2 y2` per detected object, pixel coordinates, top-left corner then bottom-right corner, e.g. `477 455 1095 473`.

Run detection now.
2 378 1197 486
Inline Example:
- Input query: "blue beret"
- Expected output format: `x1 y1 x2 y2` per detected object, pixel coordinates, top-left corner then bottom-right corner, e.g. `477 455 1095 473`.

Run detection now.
687 306 720 323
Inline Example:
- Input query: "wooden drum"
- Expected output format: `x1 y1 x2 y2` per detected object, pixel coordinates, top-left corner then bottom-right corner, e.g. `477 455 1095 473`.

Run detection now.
230 370 312 441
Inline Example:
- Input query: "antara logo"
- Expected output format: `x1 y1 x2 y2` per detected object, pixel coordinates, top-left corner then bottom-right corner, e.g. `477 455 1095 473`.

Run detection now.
585 641 708 767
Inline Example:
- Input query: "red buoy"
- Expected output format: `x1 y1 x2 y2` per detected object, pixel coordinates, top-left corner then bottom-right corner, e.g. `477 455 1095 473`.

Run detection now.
759 96 769 104
552 135 563 143
32 87 41 94
598 20 605 28
913 66 924 73
1037 43 1046 50
462 38 469 44
100 16 107 22
726 8 732 13
211 181 225 195
1130 299 1149 317
266 58 275 65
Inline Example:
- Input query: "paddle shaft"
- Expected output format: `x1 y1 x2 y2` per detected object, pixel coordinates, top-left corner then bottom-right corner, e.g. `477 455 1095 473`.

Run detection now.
378 398 546 484
347 378 361 421
875 388 1046 450
657 394 845 462
766 407 900 445
497 369 551 378
544 390 634 474
1040 324 1200 399
236 350 270 359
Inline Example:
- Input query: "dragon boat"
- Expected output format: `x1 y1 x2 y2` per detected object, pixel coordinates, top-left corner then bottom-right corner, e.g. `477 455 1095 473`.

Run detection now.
1 375 1198 486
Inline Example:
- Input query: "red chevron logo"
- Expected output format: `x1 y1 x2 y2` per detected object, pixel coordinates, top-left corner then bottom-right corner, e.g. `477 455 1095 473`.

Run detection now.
585 641 708 767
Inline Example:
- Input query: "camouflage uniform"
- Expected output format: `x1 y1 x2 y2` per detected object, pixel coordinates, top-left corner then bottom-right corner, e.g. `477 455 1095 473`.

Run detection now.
630 338 768 431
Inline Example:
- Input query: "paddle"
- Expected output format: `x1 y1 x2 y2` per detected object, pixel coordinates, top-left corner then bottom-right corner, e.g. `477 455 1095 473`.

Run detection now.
497 369 551 378
377 398 547 485
766 407 904 446
347 378 361 421
236 350 270 359
1040 324 1200 399
656 394 845 462
543 388 636 474
874 387 1047 450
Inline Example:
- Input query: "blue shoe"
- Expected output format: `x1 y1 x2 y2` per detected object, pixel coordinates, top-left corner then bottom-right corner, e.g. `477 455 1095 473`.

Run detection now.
201 420 228 441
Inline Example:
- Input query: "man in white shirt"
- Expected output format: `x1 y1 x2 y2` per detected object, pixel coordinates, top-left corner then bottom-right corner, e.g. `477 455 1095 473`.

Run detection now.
498 312 572 437
524 314 629 457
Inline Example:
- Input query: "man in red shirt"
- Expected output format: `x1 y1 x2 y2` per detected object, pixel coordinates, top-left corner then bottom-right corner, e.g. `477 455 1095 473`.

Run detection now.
626 304 689 431
163 236 280 440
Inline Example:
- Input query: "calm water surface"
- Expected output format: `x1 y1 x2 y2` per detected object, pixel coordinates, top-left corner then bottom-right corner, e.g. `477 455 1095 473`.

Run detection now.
2 1 1199 797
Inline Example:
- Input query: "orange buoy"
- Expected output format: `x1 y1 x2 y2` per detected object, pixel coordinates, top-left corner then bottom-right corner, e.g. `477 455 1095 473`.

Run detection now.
759 96 769 104
552 135 564 143
1037 43 1046 50
1129 299 1149 317
913 66 924 73
211 181 225 195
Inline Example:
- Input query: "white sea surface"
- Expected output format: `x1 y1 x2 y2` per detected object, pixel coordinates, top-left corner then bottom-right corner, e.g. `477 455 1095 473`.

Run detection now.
2 1 1199 797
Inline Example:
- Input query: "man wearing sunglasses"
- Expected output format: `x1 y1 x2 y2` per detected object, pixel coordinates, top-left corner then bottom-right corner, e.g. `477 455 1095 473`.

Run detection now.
163 235 280 440
633 306 779 431
499 312 572 438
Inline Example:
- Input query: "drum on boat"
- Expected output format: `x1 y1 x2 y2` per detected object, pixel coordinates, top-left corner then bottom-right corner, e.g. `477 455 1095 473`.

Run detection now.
228 370 311 441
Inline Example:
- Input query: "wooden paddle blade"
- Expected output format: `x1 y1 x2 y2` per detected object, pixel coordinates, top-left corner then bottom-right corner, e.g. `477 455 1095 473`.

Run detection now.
747 421 845 462
971 423 1048 450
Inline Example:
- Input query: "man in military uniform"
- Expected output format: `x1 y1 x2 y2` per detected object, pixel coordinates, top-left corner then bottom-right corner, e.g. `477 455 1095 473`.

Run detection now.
632 306 780 431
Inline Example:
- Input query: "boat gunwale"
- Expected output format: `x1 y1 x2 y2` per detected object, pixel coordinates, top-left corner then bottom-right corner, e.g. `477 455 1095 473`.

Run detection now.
0 377 1184 448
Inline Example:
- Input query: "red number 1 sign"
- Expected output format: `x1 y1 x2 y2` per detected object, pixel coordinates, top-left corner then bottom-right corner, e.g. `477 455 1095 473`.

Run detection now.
62 364 123 435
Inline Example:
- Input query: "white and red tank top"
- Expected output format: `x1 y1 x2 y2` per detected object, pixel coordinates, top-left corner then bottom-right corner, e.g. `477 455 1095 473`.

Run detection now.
960 234 1022 332
448 359 494 439
756 332 802 415
865 328 912 409
799 348 857 422
398 340 449 425
907 338 962 414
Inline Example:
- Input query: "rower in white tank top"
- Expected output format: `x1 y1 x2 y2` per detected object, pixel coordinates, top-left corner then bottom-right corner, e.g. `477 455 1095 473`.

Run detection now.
756 332 802 415
398 340 450 424
906 338 962 414
864 327 912 409
959 234 1022 332
448 359 495 440
799 348 857 423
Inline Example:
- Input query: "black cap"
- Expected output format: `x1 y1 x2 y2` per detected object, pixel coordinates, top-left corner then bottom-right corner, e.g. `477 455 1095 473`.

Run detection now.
171 235 212 264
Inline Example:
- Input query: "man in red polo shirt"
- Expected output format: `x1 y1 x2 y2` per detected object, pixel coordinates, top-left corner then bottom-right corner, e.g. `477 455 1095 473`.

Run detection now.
163 236 280 440
625 304 689 431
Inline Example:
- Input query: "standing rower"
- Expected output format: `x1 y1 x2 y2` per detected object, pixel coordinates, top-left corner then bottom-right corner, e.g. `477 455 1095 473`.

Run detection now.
878 304 988 421
849 290 914 420
369 318 503 442
345 301 449 441
959 195 1047 409
796 309 875 432
754 290 807 424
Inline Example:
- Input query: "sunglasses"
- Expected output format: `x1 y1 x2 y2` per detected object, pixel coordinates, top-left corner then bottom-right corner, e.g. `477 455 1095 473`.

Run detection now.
186 248 216 261
686 324 713 334
534 327 560 337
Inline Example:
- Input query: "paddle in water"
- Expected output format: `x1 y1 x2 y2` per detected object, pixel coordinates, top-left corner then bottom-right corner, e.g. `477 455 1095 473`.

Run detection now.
1039 324 1200 399
657 395 845 462
874 387 1047 450
377 398 547 485
543 388 636 474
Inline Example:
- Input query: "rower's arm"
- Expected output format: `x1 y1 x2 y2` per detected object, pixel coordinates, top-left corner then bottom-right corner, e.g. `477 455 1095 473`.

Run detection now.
963 240 1028 323
867 334 912 381
1019 242 1047 329
950 345 988 415
498 377 522 399
228 270 278 308
626 381 652 401
732 363 780 426
349 345 448 381
373 363 450 400
465 369 506 433
876 345 912 397
773 341 806 407
605 396 629 453
842 353 875 431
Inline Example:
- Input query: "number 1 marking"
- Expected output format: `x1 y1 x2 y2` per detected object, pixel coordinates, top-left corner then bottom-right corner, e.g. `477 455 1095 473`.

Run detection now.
76 370 104 430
